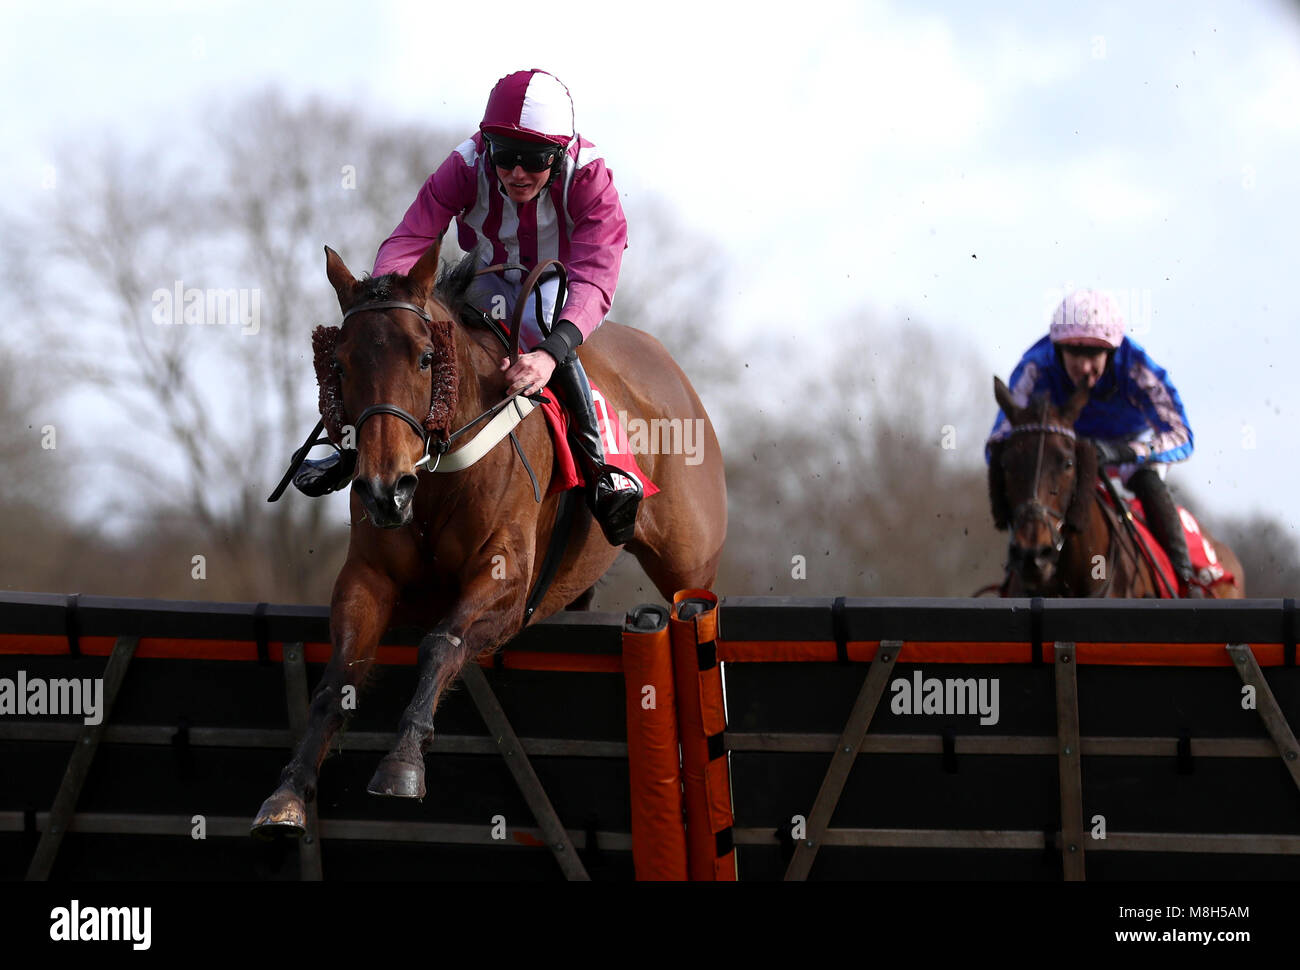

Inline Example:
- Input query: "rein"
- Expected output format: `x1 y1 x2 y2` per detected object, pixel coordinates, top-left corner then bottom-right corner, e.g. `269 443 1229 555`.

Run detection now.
1098 472 1177 598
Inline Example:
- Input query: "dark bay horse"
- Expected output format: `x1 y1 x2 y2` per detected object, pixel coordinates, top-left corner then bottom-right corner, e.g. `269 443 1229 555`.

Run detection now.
252 239 726 835
987 376 1244 598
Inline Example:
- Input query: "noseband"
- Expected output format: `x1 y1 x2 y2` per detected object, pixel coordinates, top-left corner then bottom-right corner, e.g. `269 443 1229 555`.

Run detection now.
1006 408 1077 555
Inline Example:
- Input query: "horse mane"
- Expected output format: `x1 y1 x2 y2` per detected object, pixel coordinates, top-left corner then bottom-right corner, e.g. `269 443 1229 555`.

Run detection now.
434 254 477 314
357 273 399 302
310 256 479 447
354 260 474 309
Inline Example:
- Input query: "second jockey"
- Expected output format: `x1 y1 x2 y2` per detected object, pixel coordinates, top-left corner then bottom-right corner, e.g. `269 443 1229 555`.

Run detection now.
296 68 642 546
986 289 1206 596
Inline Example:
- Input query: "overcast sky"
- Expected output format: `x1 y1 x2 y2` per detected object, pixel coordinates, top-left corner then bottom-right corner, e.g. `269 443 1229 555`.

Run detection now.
3 0 1298 541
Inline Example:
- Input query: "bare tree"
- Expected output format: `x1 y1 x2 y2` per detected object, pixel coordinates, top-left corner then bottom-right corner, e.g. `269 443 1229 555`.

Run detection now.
12 89 465 601
608 194 733 392
708 314 1006 598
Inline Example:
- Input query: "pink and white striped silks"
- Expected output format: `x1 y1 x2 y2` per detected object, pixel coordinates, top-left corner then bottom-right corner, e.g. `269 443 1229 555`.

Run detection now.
374 132 628 346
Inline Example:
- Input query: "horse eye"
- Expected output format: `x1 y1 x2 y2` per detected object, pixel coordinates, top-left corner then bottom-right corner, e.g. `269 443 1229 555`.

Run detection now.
1063 458 1075 470
334 359 346 379
419 351 434 371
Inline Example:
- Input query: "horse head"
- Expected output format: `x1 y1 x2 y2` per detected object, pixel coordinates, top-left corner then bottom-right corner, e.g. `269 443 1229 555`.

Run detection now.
988 376 1096 591
313 240 471 528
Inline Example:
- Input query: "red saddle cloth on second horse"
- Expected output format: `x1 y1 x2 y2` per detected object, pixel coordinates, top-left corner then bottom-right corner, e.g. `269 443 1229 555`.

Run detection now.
1098 483 1232 597
537 381 659 499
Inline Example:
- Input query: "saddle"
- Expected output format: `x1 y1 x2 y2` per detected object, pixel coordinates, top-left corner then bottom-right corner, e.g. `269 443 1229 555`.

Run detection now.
458 303 658 499
1097 482 1232 597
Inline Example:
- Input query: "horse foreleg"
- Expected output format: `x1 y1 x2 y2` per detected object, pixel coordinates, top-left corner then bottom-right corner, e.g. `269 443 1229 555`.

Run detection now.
252 562 396 836
368 572 522 799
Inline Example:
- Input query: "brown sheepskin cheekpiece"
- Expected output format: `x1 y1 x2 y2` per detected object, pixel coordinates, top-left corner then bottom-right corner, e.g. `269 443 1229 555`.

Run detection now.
312 325 346 444
422 318 459 441
311 317 460 447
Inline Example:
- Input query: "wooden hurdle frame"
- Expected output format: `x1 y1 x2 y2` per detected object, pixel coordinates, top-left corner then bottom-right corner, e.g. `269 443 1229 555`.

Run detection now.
0 592 632 881
712 597 1300 880
2 592 1298 880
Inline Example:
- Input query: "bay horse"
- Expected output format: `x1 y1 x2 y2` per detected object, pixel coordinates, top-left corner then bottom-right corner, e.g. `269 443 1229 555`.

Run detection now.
252 239 726 835
987 376 1244 598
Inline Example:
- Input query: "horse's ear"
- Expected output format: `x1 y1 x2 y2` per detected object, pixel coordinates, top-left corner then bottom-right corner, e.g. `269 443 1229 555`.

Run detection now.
324 246 359 311
1062 378 1092 426
988 440 1011 531
1066 434 1098 532
407 236 443 303
994 376 1021 423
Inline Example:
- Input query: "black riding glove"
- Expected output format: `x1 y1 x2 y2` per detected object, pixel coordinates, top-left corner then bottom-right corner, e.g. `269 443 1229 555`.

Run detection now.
535 319 583 365
1091 439 1138 466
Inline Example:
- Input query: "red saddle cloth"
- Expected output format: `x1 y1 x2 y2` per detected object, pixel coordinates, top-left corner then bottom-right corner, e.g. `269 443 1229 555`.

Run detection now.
1098 483 1233 597
536 381 659 499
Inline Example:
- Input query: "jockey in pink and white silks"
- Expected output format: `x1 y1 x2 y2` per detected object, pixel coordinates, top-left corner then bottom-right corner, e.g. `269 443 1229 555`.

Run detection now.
297 69 641 546
986 289 1206 596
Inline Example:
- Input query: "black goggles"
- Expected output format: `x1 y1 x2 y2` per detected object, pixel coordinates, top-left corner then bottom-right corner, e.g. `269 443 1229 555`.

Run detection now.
487 142 559 173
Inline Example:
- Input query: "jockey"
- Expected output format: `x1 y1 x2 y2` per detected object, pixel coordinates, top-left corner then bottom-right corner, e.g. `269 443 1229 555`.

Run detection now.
986 289 1205 596
296 68 641 546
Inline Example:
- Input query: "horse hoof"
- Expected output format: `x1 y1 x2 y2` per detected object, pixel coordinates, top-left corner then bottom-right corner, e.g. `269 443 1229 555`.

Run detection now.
250 787 307 840
367 757 426 799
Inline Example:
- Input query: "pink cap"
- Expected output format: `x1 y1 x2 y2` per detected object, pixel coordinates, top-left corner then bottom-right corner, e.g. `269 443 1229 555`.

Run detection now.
1050 289 1125 349
480 69 575 147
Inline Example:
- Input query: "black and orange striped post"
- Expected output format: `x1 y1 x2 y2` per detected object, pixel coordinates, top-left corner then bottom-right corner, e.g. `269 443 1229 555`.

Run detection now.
621 604 689 880
669 589 736 881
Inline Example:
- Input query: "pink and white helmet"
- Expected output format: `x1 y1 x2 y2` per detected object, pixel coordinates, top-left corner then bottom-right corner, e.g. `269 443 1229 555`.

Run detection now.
1049 289 1125 349
480 69 575 148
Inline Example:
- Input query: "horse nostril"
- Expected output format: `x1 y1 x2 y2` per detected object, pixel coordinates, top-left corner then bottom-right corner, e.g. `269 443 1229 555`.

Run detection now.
352 477 375 503
393 474 418 508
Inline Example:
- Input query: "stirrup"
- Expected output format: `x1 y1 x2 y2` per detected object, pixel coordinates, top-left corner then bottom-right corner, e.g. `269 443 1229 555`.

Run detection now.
292 450 357 497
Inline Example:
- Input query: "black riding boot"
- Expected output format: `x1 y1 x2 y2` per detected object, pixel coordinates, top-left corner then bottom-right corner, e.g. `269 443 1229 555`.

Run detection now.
547 352 643 546
1129 466 1204 597
292 449 357 497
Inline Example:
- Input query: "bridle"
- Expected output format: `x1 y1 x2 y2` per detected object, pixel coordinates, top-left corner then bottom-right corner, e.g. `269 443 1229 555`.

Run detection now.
338 301 442 470
340 299 540 474
1005 399 1077 557
338 258 566 487
1001 408 1126 597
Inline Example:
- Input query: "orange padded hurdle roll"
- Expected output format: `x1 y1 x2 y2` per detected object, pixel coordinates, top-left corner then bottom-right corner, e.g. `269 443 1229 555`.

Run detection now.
670 589 737 881
621 604 689 880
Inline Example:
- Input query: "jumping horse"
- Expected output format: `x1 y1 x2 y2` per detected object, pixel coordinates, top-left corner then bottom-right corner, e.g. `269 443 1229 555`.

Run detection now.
252 239 726 834
986 376 1244 598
